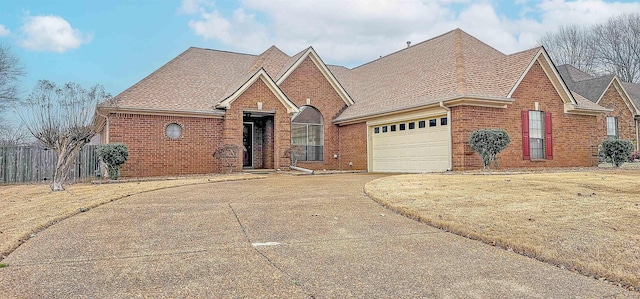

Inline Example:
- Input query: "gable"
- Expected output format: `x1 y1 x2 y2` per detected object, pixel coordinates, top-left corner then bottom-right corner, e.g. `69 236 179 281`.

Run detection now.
596 77 639 115
215 68 299 114
276 47 354 106
509 49 576 106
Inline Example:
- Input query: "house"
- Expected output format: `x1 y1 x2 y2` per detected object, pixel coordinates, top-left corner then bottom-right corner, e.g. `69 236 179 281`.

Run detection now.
556 64 640 149
96 29 615 177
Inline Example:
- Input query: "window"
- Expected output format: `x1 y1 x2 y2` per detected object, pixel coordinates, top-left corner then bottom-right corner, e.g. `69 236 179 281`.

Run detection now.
429 119 437 127
441 117 448 126
409 122 416 129
522 110 553 160
606 116 618 140
390 124 397 132
418 121 425 128
166 123 182 139
291 106 324 161
374 127 380 134
399 123 406 130
382 126 388 133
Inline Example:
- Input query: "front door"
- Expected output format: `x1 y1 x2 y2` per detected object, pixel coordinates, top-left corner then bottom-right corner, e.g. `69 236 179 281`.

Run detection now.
243 123 253 167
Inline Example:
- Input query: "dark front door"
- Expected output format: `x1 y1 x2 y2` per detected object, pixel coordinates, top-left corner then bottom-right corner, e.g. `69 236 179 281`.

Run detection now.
243 123 253 167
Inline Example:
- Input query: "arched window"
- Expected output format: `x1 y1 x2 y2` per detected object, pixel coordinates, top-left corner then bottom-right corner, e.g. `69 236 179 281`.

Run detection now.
291 106 324 161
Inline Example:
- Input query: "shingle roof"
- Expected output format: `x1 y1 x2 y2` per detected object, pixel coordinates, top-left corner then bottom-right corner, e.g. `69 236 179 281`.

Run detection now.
101 46 299 113
621 81 640 113
102 29 611 120
333 29 541 121
557 64 640 113
557 64 615 103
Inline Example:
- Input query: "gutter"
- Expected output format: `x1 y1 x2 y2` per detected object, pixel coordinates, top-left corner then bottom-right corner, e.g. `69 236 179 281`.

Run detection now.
334 95 514 125
440 102 453 171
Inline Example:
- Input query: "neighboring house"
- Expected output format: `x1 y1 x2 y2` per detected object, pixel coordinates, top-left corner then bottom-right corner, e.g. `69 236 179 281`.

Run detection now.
557 64 640 149
96 29 613 177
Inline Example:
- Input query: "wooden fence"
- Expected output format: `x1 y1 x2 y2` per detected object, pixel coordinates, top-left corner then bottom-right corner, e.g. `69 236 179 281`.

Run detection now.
0 145 100 184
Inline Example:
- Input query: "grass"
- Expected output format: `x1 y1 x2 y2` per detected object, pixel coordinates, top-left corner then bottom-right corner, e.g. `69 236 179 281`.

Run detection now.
365 169 640 291
0 173 264 261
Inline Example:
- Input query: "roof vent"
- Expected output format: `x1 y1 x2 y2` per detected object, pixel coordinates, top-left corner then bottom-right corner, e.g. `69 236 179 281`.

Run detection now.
407 41 411 48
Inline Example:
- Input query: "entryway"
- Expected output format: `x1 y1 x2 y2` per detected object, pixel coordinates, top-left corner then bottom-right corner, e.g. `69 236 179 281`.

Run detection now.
242 112 275 170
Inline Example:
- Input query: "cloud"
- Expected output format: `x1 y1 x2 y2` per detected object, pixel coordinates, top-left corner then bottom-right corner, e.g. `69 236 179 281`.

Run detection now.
181 0 640 67
0 24 10 36
17 15 92 52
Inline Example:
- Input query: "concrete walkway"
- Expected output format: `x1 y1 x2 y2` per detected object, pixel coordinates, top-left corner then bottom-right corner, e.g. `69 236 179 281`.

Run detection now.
0 174 636 298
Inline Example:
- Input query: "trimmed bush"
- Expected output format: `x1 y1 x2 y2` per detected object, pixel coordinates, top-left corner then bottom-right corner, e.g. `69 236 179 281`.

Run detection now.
599 139 634 167
96 143 129 180
469 129 511 169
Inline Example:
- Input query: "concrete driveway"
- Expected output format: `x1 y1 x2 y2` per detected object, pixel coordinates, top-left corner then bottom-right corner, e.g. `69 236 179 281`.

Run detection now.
0 174 636 298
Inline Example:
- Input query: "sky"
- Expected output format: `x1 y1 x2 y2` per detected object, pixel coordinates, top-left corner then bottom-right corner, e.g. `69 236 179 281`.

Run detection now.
1 0 640 115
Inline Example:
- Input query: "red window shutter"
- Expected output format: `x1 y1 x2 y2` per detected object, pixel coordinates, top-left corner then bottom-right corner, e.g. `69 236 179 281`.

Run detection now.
545 112 553 160
522 110 530 160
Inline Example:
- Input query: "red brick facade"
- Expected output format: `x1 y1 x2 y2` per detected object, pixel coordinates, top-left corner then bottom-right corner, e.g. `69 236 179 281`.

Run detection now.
103 57 624 177
338 122 368 170
106 114 224 177
451 61 601 170
279 56 349 170
597 84 637 148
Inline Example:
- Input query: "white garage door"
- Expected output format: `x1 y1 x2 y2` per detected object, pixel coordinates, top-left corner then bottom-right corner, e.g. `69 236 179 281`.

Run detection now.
371 116 451 172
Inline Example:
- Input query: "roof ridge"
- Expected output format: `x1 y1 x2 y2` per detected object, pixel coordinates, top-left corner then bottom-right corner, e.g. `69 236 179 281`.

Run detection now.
351 28 461 70
188 46 258 57
455 29 466 94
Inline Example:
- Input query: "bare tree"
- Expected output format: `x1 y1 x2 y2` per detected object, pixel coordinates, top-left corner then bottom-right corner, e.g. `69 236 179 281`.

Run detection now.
20 80 111 191
592 13 640 83
0 43 25 111
0 119 30 146
539 13 640 83
538 24 598 75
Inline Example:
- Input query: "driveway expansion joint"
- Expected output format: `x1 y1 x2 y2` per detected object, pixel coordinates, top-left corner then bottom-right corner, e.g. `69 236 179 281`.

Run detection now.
228 203 316 298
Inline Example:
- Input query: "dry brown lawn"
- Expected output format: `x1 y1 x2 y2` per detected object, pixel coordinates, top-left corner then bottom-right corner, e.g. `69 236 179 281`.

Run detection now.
0 174 263 261
365 170 640 290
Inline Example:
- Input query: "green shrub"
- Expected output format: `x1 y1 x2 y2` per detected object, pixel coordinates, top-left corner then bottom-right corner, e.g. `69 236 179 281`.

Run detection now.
599 139 633 167
469 129 511 169
96 143 129 180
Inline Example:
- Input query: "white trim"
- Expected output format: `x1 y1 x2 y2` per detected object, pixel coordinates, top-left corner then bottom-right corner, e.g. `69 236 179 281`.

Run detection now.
596 77 640 115
216 68 299 114
97 106 225 118
334 96 513 125
276 47 354 106
508 48 577 106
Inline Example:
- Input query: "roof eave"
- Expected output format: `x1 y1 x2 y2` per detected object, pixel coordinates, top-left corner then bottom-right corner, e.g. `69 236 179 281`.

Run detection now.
333 96 514 125
97 106 226 118
564 103 613 116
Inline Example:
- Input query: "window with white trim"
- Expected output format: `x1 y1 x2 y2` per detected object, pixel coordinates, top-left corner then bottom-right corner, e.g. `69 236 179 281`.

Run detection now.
529 111 545 159
606 116 618 140
291 106 324 161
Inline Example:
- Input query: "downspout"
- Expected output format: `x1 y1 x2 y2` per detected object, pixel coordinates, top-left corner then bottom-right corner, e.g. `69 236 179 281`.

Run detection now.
95 108 109 144
440 102 453 171
636 118 639 151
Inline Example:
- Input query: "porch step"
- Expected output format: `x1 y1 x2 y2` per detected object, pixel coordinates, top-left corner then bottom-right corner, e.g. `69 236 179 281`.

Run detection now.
242 169 277 174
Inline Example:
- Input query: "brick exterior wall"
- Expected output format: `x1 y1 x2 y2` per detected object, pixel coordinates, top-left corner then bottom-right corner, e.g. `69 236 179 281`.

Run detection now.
338 122 368 170
451 61 601 170
279 56 349 170
106 114 224 177
597 84 637 148
223 77 292 172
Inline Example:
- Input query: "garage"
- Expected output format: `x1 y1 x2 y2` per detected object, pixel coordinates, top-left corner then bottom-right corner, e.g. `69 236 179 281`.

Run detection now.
370 116 451 172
